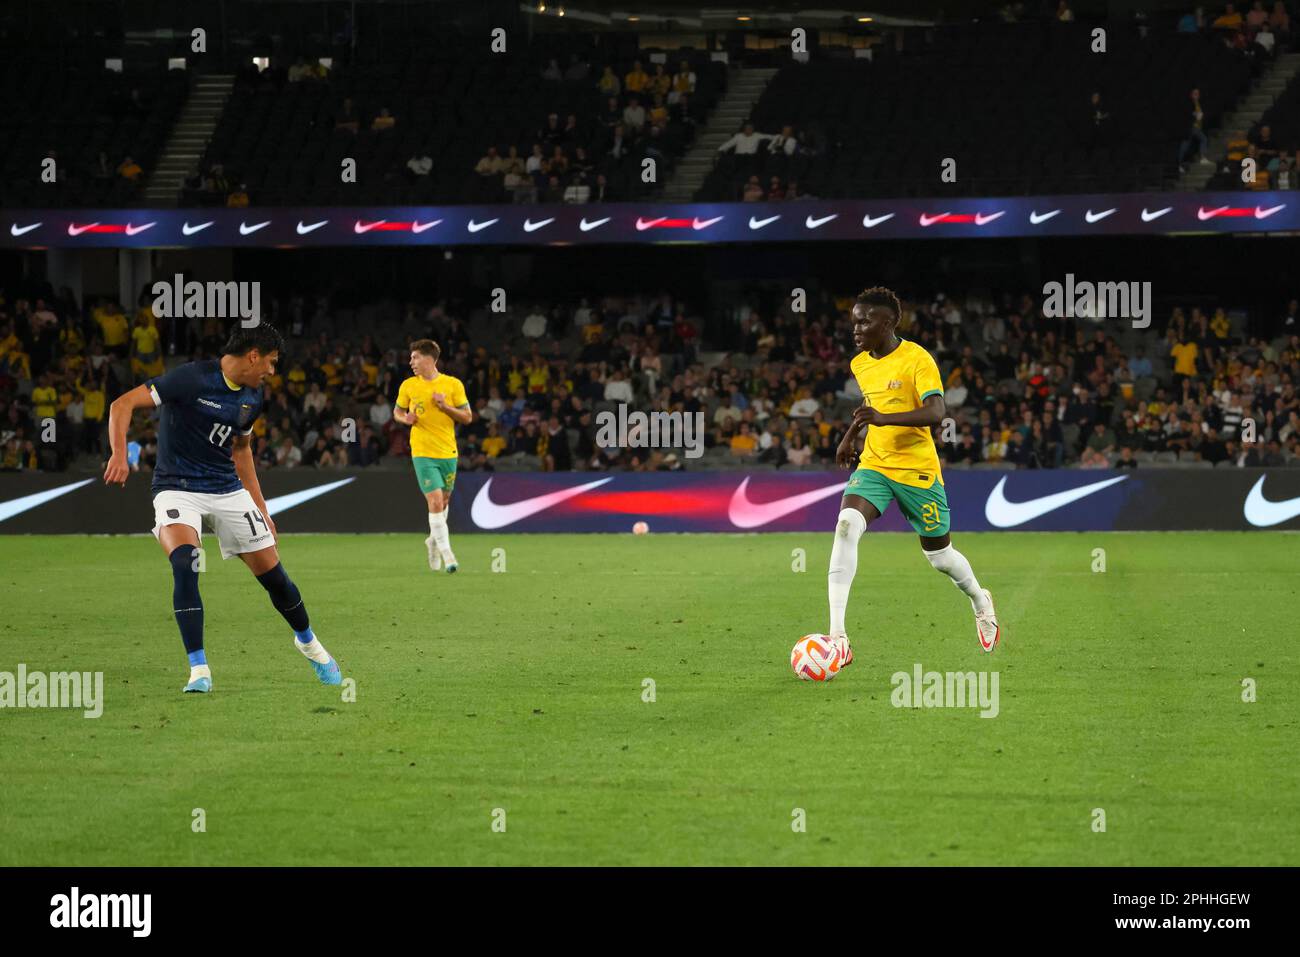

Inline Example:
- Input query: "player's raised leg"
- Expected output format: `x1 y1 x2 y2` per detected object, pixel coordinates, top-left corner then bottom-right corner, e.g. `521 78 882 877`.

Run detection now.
920 533 998 651
238 541 342 685
157 519 211 693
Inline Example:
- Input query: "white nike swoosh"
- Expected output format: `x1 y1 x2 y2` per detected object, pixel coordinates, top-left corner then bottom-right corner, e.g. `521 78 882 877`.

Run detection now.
470 476 613 529
124 222 155 236
467 218 499 233
523 217 555 232
919 213 950 227
1028 210 1060 224
861 213 894 228
635 217 666 231
67 223 100 236
354 220 386 233
984 475 1128 528
264 478 356 515
1084 208 1117 223
182 221 213 235
1243 476 1300 527
1197 206 1228 221
1141 207 1172 222
0 479 95 523
974 211 1004 225
805 214 838 229
411 220 441 233
693 216 724 229
9 222 41 236
727 477 844 529
749 215 781 229
580 217 611 231
239 221 271 235
296 220 327 234
1255 204 1285 219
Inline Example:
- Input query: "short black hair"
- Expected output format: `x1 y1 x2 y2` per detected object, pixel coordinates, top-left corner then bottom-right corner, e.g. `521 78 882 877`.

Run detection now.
854 286 902 323
221 322 285 357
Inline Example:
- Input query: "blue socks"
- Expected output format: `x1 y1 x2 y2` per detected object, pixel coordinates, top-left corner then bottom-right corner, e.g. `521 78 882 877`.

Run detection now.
256 562 311 633
168 545 205 658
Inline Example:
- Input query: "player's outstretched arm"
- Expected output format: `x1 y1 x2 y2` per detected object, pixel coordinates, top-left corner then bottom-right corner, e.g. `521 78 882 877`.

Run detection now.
104 384 157 485
231 433 276 541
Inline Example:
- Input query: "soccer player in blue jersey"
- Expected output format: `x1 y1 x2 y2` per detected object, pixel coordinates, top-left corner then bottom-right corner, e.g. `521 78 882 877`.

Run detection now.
103 323 342 693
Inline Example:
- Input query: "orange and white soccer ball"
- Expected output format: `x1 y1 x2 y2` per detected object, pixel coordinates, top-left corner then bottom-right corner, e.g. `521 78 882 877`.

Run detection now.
790 634 844 682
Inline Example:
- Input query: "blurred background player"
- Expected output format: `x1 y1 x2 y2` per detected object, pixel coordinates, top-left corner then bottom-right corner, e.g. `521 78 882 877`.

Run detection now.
393 339 472 572
829 287 999 660
102 323 341 693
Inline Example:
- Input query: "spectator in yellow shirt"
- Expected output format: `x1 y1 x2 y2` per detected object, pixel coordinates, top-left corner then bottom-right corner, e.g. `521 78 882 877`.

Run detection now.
32 375 59 420
482 423 507 458
226 184 250 207
729 422 758 456
526 359 550 394
117 156 143 180
131 313 165 380
624 60 649 94
96 303 130 356
1171 335 1199 378
1210 308 1231 340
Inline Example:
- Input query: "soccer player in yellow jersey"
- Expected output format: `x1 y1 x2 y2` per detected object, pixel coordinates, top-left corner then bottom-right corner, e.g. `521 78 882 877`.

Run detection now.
394 339 472 572
830 287 999 661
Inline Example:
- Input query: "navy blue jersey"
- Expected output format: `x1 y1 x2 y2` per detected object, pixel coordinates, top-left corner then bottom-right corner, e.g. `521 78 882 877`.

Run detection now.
147 360 264 494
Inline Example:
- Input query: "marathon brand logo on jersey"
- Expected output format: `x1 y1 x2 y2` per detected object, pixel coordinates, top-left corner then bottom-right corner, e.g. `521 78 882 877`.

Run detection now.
0 665 104 718
152 274 262 328
1041 273 1152 329
49 887 151 937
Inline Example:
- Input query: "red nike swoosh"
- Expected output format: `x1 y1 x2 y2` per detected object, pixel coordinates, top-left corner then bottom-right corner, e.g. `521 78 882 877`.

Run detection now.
727 478 844 529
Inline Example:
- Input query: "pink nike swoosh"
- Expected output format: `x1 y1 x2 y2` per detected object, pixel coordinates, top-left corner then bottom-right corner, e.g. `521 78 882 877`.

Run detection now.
1255 204 1285 219
469 477 614 529
636 217 666 231
124 222 155 236
727 477 845 529
354 220 387 233
1197 206 1228 221
919 213 950 227
974 212 1004 225
411 220 441 233
67 223 100 236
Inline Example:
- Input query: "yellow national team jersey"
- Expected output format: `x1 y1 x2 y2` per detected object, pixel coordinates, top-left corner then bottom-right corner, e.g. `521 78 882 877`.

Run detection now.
397 372 469 459
851 339 944 488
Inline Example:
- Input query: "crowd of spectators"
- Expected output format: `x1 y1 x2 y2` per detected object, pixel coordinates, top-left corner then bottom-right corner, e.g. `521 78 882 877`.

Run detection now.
2 283 1298 475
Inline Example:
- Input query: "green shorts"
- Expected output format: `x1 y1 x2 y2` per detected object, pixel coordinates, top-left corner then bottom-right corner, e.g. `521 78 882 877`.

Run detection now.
843 467 950 537
413 456 457 494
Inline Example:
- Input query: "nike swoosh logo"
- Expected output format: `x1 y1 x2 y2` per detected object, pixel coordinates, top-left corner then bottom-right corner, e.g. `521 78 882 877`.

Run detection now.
9 222 41 236
749 215 781 229
124 222 155 236
523 217 555 232
67 223 100 236
1084 208 1117 223
182 221 214 235
693 216 724 229
1141 207 1172 222
264 478 355 515
862 213 894 228
919 213 950 227
239 221 271 235
805 214 838 229
974 211 1004 225
636 217 666 231
411 220 441 233
1243 476 1300 527
354 220 386 233
467 218 499 233
1255 204 1285 219
1197 206 1228 221
0 479 95 523
1029 210 1060 224
727 477 844 529
296 220 327 234
580 217 611 232
984 475 1128 528
470 476 613 529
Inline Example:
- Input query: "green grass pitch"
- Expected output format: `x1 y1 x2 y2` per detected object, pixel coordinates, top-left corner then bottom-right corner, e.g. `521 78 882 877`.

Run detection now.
0 531 1296 866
